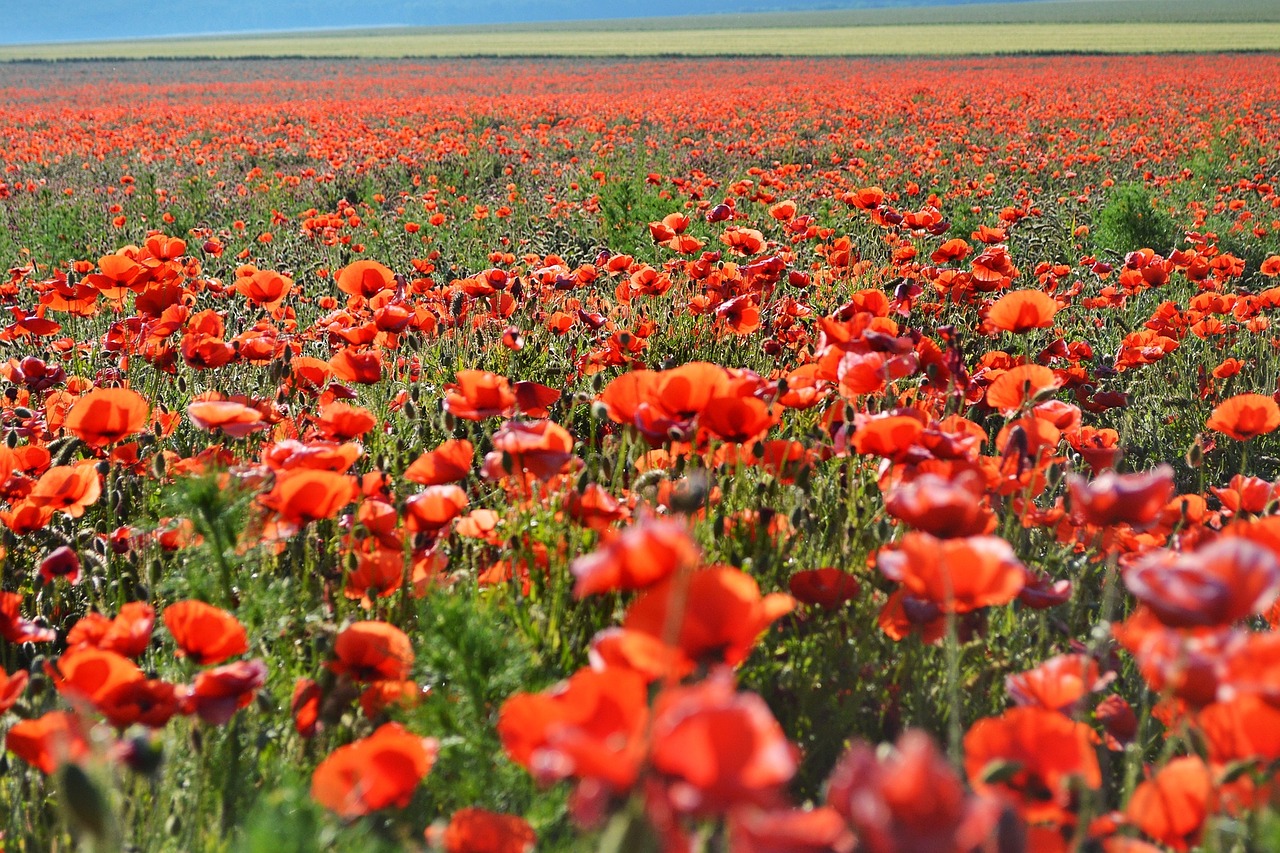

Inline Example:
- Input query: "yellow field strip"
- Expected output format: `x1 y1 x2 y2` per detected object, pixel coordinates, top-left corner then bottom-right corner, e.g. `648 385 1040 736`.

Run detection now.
2 22 1278 61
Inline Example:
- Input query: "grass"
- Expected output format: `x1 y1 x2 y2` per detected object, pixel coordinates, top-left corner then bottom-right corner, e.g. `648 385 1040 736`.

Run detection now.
3 1 1280 60
1 23 1278 60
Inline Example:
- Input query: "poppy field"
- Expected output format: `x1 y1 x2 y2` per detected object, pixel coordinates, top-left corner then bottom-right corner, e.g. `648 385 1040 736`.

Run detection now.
1 53 1280 851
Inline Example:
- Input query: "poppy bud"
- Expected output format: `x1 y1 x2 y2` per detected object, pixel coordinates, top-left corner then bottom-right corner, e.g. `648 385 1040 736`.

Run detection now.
5 430 15 449
1186 437 1205 469
671 472 710 515
58 763 111 841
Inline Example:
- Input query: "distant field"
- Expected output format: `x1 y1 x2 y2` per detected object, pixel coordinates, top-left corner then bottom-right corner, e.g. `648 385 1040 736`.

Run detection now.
2 21 1279 60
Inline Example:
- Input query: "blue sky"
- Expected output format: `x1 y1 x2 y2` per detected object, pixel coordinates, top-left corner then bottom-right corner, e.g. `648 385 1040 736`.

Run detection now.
3 0 989 44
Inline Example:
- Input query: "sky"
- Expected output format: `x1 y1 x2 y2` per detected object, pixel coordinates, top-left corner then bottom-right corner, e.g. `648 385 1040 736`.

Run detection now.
3 0 999 44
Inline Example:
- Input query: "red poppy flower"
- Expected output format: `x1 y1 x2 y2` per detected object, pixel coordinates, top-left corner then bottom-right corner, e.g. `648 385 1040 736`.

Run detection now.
985 289 1058 333
883 471 993 538
328 348 383 384
404 438 473 486
1207 393 1280 441
788 568 860 611
513 381 561 418
335 259 395 298
331 621 414 682
435 807 536 853
1005 654 1113 713
49 647 144 708
1123 538 1280 628
1067 465 1174 529
728 805 855 853
65 601 154 658
0 590 56 643
234 268 293 307
878 532 1026 613
985 364 1057 414
403 485 469 533
187 400 266 438
181 658 267 724
964 706 1101 824
64 386 150 447
444 370 516 420
571 515 700 598
498 665 649 792
260 469 358 525
162 600 249 664
312 722 438 818
481 419 576 481
5 711 90 773
314 402 377 441
1196 693 1280 764
0 665 27 717
826 729 1000 852
623 566 794 668
649 669 798 816
38 545 81 585
26 462 101 518
1122 757 1216 852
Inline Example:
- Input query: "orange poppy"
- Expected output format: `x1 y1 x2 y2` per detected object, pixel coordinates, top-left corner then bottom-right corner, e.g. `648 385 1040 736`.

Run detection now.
435 807 536 853
513 381 561 418
964 706 1101 824
700 395 776 444
498 665 649 792
623 565 794 668
883 471 993 538
181 658 267 724
335 259 396 299
1207 393 1280 441
260 469 358 525
49 647 144 711
1125 757 1216 852
878 532 1026 613
727 805 855 853
649 669 798 816
404 439 473 486
826 729 1000 852
330 621 414 682
5 711 90 773
162 600 249 664
481 419 576 481
444 370 515 420
64 386 150 447
1005 654 1113 713
1066 465 1174 529
1196 693 1280 765
234 268 293 308
563 482 629 530
187 400 266 438
850 414 925 460
985 364 1057 414
985 289 1058 333
328 347 383 384
0 591 56 643
314 401 377 441
0 667 28 713
571 515 700 597
312 722 438 818
1123 538 1280 628
26 462 101 518
403 485 468 533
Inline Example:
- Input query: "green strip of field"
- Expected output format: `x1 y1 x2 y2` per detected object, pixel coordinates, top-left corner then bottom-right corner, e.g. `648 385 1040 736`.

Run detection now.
2 22 1278 60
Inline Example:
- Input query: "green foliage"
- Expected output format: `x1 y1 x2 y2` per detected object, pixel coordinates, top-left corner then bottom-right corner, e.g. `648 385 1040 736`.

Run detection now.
1093 182 1182 256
